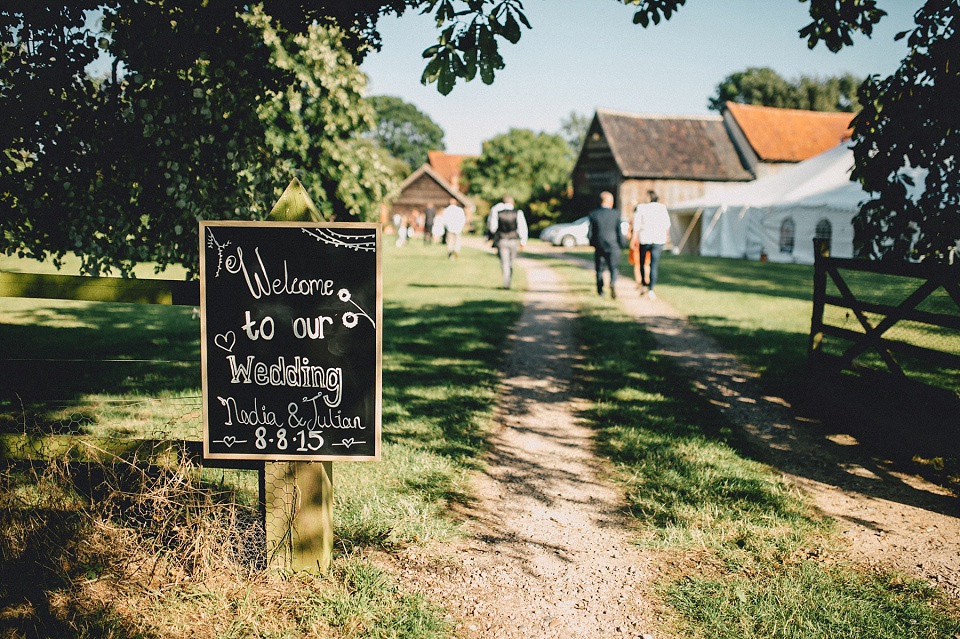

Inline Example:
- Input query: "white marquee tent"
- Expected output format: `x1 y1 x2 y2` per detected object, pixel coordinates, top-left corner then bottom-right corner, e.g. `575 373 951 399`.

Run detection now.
670 143 865 264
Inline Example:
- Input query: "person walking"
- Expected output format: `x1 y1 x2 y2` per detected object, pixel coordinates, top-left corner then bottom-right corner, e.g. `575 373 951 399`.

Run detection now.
488 195 528 289
631 190 671 300
441 197 467 259
587 191 624 298
423 204 436 244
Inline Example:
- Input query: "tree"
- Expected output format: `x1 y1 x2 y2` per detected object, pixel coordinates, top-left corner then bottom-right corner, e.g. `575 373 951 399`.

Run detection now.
709 67 797 111
368 95 445 171
708 67 862 112
1 3 398 277
851 3 960 262
4 1 957 267
413 0 959 260
461 128 573 227
559 111 591 155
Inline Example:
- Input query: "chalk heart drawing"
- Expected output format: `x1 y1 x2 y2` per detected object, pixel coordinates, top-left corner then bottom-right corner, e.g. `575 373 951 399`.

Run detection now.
214 331 236 352
222 435 237 448
341 438 356 448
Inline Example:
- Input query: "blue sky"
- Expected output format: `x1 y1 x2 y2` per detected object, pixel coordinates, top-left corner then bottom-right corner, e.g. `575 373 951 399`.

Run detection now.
360 1 922 155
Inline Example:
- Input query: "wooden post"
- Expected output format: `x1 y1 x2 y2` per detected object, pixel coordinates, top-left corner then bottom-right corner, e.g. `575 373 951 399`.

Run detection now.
808 237 830 362
263 458 333 571
263 177 335 572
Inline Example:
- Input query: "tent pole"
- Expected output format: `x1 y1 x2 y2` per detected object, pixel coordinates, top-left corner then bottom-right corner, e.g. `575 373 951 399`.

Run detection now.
675 207 703 253
701 205 725 242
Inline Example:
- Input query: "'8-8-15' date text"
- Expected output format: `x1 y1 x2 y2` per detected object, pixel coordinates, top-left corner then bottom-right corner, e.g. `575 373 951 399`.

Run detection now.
255 426 323 451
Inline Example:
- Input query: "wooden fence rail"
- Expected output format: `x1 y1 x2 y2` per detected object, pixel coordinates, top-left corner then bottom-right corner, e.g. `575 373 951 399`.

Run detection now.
0 271 199 306
808 238 960 384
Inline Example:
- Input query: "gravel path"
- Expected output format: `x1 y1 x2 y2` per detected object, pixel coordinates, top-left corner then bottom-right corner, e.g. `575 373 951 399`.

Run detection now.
383 243 959 638
387 253 661 639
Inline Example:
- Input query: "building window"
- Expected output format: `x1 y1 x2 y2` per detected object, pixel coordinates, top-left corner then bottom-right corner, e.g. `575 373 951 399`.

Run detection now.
815 218 832 253
779 218 796 254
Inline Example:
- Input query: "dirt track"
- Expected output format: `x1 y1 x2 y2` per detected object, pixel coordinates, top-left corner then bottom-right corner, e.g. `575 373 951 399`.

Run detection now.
382 244 959 638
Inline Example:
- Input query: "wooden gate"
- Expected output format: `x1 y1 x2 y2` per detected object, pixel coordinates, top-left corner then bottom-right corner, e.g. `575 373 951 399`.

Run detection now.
808 239 960 392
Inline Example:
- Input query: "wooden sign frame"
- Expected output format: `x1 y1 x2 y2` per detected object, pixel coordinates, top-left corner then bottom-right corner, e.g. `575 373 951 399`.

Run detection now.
199 220 381 462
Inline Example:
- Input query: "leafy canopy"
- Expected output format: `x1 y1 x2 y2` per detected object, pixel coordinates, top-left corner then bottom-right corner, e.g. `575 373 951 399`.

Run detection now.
559 111 591 155
851 1 960 262
709 67 863 113
368 95 446 172
461 127 573 227
417 0 959 262
3 0 957 270
1 3 399 277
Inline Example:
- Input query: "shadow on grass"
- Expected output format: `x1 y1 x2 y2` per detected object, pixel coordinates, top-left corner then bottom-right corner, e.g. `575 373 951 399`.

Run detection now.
526 250 815 302
606 308 960 528
0 303 199 434
657 254 814 303
574 309 822 548
382 298 517 466
577 303 960 556
683 314 960 495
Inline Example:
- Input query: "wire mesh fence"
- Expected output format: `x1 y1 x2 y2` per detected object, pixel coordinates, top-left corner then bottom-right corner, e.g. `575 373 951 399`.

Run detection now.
0 350 296 571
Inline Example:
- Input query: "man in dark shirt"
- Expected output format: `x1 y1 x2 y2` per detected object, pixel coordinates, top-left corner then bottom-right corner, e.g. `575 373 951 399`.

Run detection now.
587 191 623 298
488 195 528 289
423 204 436 244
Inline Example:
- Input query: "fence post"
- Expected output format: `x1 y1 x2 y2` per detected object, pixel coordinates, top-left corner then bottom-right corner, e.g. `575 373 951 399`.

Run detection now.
808 238 830 362
262 177 334 572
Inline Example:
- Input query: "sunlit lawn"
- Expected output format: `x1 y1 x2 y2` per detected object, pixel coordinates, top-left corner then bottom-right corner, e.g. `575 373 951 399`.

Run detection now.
2 243 958 638
0 241 525 552
654 254 814 396
550 255 960 639
643 252 960 484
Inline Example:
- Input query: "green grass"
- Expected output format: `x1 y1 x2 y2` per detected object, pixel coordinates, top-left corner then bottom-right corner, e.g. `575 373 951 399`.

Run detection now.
0 239 521 638
0 256 203 437
1 241 523 550
652 252 960 484
667 563 958 639
654 253 960 394
557 258 828 563
138 560 452 639
336 241 524 550
551 256 960 639
654 254 814 397
4 244 958 638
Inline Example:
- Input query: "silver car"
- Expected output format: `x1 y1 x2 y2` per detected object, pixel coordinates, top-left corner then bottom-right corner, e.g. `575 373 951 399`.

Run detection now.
540 216 628 247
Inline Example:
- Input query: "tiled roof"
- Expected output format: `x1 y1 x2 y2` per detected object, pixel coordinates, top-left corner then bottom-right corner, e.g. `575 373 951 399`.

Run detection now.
725 102 854 163
596 109 753 181
426 150 474 184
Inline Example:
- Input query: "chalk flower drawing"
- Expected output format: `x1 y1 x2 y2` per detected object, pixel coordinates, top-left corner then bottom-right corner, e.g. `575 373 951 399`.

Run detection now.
338 288 374 328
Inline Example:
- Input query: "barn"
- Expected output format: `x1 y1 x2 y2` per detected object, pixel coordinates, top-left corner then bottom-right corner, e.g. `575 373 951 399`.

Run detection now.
571 108 752 215
382 163 473 233
570 103 857 254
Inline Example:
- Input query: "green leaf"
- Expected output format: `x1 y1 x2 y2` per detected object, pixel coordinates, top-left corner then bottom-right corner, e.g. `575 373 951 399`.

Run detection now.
479 59 495 85
437 68 455 95
464 47 478 81
502 12 521 44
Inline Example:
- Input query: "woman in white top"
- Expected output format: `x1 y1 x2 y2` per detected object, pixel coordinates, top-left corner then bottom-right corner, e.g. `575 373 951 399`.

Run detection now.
630 191 671 299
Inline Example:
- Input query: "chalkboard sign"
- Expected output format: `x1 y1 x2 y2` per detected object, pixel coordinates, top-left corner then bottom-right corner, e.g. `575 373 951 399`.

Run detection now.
199 221 381 461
